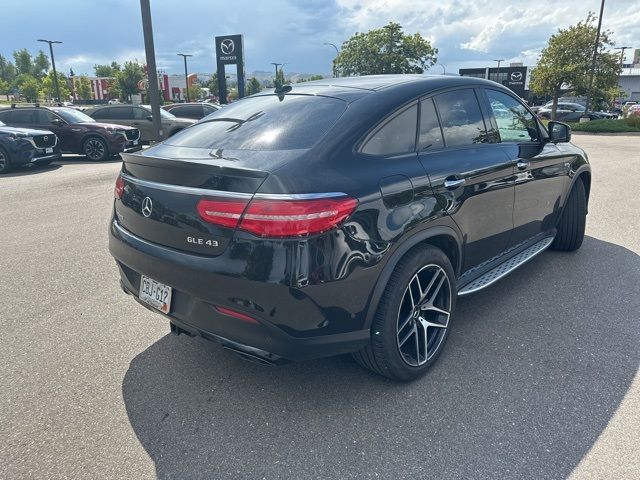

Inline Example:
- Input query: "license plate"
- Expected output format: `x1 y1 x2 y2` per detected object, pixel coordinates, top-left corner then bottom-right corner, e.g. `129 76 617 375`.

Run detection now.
45 147 53 153
139 275 172 314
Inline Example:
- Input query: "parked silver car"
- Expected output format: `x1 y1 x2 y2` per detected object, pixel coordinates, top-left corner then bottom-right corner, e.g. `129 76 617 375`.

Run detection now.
85 104 195 142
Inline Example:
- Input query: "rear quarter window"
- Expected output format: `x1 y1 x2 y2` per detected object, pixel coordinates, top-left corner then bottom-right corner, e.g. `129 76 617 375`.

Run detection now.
165 95 347 151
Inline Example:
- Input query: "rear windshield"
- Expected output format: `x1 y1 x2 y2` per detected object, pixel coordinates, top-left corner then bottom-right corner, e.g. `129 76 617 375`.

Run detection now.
165 94 346 151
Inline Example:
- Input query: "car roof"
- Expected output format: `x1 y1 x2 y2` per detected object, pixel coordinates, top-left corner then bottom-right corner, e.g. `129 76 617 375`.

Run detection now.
253 74 504 103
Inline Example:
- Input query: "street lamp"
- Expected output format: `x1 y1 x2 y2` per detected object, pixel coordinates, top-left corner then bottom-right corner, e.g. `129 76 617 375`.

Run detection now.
177 53 193 102
583 0 606 119
436 63 446 74
271 62 283 87
37 39 62 102
614 46 631 104
323 42 339 78
492 59 504 83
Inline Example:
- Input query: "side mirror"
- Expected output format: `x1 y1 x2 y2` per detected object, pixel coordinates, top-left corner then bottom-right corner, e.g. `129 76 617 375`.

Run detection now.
146 115 153 121
548 121 571 143
51 118 64 126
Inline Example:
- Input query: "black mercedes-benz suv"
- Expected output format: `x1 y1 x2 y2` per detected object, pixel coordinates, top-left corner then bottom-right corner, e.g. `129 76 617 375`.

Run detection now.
109 75 591 381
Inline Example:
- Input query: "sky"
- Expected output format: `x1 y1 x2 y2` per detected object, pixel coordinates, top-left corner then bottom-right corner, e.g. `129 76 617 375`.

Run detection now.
1 0 639 77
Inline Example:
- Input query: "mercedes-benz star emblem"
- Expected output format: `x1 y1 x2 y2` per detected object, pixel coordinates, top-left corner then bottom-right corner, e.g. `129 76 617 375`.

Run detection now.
510 71 523 81
220 39 235 55
141 197 153 218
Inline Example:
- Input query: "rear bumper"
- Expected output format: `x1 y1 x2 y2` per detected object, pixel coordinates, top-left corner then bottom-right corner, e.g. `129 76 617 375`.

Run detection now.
109 218 374 361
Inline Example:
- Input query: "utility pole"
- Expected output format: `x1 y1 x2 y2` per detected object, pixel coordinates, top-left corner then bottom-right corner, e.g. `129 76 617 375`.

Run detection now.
323 43 339 78
37 39 62 103
177 53 193 102
140 0 162 142
583 0 605 119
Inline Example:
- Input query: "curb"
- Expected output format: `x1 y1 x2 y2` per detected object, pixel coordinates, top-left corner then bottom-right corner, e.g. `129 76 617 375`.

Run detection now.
571 131 640 136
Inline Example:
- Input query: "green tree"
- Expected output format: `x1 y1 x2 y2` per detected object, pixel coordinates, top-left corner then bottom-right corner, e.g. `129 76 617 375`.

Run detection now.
274 68 286 89
206 73 219 97
107 78 122 101
40 71 71 101
333 22 437 76
0 55 17 84
13 49 33 76
186 84 202 101
75 75 92 100
0 79 11 100
16 74 40 101
530 12 621 119
246 77 262 95
94 61 121 77
32 50 50 79
115 61 144 100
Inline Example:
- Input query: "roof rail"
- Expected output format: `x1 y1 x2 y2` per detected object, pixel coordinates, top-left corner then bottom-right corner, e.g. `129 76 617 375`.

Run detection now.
9 102 41 108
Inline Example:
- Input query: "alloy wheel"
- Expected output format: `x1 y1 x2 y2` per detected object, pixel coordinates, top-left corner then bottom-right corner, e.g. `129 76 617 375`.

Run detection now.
84 139 105 160
396 264 452 366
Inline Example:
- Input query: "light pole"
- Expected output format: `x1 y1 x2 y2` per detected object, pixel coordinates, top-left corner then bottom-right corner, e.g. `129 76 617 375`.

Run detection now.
323 42 339 78
37 39 62 102
271 62 283 87
583 0 605 119
140 0 162 142
436 63 446 74
614 46 630 105
177 53 192 102
492 59 504 83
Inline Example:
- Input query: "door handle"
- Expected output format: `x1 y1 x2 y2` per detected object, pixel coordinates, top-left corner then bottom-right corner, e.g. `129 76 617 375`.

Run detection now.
443 178 465 189
516 160 529 170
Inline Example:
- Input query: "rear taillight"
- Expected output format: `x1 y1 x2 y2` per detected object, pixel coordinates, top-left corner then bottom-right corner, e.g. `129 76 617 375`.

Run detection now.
196 196 357 238
114 174 124 199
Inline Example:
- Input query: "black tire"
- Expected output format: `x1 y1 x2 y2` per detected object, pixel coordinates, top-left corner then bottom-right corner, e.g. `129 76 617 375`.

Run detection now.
82 136 109 161
0 146 13 174
551 179 586 251
353 245 457 381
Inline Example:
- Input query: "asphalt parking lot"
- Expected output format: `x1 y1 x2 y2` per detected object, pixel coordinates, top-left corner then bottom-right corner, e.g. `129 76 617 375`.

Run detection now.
1 135 638 480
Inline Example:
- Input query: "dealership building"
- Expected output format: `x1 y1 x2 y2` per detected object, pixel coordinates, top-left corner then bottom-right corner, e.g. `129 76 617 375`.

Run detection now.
459 63 530 99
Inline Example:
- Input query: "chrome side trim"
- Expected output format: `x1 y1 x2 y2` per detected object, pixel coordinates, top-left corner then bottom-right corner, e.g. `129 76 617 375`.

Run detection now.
120 172 348 200
120 173 253 199
457 236 554 296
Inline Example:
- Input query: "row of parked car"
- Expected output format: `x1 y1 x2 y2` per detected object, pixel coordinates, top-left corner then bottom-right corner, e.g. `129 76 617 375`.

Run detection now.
532 102 618 122
0 101 221 173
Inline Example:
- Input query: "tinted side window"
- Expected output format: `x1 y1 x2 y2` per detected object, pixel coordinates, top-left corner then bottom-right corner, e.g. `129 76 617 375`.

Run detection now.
361 104 418 156
10 109 36 124
133 107 150 120
113 107 134 120
36 109 57 125
434 89 487 147
91 108 111 120
418 98 444 150
486 90 539 143
203 104 218 115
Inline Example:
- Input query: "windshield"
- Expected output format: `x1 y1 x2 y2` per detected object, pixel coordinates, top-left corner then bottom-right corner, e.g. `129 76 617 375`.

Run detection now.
52 108 95 123
166 94 347 151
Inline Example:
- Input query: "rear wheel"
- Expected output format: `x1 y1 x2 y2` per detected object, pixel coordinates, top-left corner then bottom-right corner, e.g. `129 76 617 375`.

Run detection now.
353 245 456 381
83 136 109 161
0 147 12 174
551 179 586 251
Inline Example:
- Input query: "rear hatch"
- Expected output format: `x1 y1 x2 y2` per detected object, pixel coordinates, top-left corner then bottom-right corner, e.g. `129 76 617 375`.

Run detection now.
116 145 303 256
115 93 349 256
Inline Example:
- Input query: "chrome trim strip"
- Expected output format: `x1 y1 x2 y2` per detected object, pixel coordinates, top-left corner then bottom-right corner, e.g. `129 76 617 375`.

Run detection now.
253 192 348 200
121 173 253 199
457 236 554 296
121 173 348 200
25 135 58 149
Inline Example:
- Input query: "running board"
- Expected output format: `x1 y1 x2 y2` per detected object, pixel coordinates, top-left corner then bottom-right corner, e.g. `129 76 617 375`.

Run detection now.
458 236 555 296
